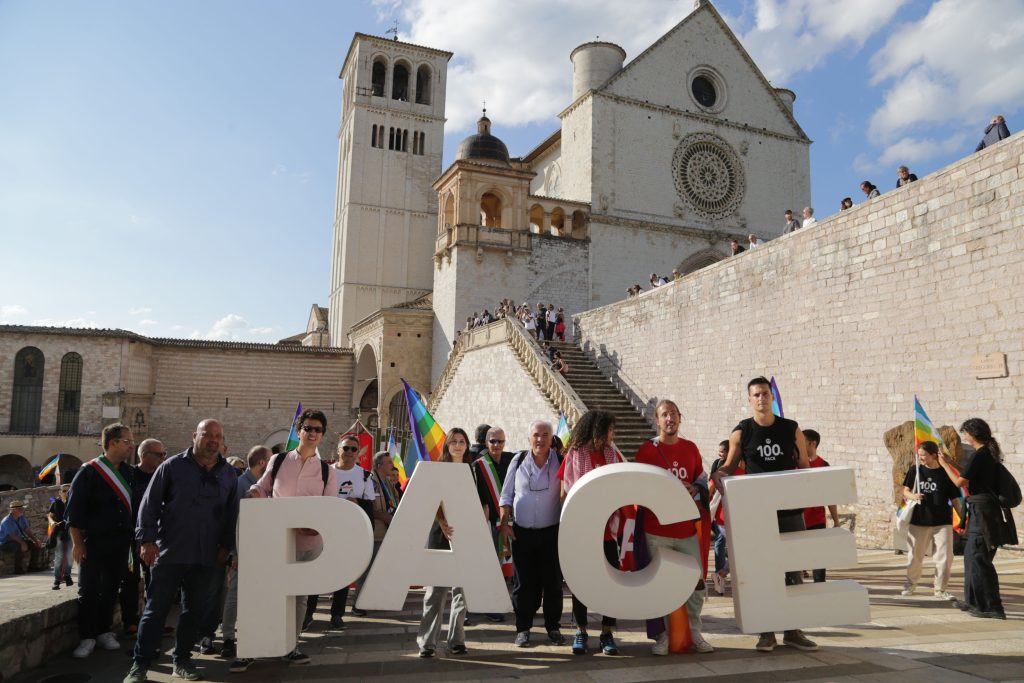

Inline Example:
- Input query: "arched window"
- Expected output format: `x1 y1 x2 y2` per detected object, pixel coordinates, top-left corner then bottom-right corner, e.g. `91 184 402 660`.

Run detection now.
550 207 565 236
389 127 396 150
480 192 502 227
56 352 83 434
529 204 544 234
415 65 432 104
388 390 410 434
371 123 378 146
571 210 588 239
392 62 410 101
401 129 408 152
376 125 384 148
442 193 455 232
10 346 44 433
371 57 387 97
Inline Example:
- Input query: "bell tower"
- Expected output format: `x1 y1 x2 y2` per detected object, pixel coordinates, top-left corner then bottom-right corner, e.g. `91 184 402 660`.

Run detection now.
328 33 452 346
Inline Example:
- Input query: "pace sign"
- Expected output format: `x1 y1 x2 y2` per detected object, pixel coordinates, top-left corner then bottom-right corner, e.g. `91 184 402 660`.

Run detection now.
237 462 869 657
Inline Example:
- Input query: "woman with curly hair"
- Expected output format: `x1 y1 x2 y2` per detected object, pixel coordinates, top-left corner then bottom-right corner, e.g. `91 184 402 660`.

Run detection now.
558 410 621 655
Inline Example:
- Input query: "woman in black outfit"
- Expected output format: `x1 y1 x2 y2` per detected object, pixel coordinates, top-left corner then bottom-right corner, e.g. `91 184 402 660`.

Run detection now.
938 418 1006 619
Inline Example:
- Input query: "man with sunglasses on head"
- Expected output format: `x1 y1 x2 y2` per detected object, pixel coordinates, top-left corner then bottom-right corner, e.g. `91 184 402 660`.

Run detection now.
124 419 238 683
66 422 137 661
246 409 337 666
472 426 513 623
119 438 168 638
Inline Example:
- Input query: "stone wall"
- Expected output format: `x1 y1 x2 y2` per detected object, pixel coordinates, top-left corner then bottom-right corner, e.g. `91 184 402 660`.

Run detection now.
575 133 1024 549
433 342 557 454
0 486 57 574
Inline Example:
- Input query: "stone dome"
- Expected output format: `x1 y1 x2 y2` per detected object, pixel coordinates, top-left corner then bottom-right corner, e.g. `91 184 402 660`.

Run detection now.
454 114 510 166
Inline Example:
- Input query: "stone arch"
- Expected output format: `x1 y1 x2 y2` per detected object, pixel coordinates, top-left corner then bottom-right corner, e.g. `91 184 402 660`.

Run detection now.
442 192 455 232
353 343 379 420
11 346 44 433
571 210 588 239
263 428 291 455
529 204 544 234
480 191 503 228
677 247 727 275
36 453 83 486
550 207 565 236
371 55 388 97
415 64 432 104
0 453 33 491
391 60 411 101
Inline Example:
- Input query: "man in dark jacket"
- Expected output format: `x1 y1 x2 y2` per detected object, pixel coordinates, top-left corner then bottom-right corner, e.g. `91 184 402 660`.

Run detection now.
896 166 918 188
975 115 1010 151
467 423 490 464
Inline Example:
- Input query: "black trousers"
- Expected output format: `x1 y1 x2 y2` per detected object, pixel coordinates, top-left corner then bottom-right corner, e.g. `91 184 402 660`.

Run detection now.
1 539 40 572
78 536 130 639
306 586 349 622
571 538 619 630
119 542 142 629
806 523 827 583
511 523 562 633
963 512 1003 613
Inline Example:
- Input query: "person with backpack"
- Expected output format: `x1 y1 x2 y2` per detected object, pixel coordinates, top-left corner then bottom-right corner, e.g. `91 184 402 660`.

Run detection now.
939 418 1016 619
304 435 376 631
245 409 338 665
498 420 566 649
900 441 959 600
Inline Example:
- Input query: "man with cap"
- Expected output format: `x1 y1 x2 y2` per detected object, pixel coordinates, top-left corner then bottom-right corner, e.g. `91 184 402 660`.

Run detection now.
0 499 42 574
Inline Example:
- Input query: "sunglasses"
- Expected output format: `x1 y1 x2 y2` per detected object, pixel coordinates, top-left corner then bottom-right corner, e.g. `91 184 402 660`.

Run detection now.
489 439 505 444
300 425 324 434
340 445 359 453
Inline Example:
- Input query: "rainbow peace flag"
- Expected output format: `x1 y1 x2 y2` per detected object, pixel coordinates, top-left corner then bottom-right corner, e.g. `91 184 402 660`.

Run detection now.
38 454 60 481
555 413 571 447
284 402 303 452
769 376 784 418
402 379 445 462
387 429 408 487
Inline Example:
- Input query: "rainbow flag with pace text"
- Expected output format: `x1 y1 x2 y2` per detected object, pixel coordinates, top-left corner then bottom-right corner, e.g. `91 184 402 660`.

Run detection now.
402 379 445 463
38 454 60 481
555 413 571 447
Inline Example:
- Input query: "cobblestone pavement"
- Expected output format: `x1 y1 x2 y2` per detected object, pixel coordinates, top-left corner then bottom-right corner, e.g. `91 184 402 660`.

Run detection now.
8 549 1023 683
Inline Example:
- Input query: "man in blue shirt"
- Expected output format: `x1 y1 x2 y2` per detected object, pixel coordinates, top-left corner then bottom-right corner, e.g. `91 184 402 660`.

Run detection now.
0 500 42 573
124 419 238 683
499 420 565 649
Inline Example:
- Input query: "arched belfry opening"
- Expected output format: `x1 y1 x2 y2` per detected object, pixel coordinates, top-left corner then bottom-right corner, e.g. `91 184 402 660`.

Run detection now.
480 192 502 227
392 61 410 101
415 65 431 104
371 57 387 97
354 344 379 424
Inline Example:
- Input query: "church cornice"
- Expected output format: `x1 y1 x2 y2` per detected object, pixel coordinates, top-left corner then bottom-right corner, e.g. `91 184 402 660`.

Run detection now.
342 202 434 219
433 160 536 191
590 212 746 244
340 33 453 79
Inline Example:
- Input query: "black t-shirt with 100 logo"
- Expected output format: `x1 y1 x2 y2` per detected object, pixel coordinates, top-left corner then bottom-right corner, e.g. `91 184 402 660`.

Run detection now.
734 416 799 474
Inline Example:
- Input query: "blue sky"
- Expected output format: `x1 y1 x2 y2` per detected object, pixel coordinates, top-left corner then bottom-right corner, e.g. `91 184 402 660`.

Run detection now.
2 0 1021 341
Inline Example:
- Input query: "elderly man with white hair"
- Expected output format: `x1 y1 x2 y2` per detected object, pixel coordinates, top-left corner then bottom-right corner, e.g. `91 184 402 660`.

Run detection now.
498 419 565 648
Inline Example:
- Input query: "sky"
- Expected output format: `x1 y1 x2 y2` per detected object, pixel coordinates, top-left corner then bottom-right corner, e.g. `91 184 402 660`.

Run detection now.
2 0 1022 342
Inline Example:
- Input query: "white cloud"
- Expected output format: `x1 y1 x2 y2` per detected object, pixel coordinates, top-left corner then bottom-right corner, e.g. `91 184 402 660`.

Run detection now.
249 326 274 335
854 132 967 174
129 307 152 316
868 0 1024 141
271 164 310 183
203 313 249 340
30 317 101 328
138 319 158 327
1 304 28 320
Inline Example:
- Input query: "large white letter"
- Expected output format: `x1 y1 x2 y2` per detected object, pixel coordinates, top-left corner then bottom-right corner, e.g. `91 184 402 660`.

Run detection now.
237 497 373 658
559 462 700 620
722 467 869 633
356 461 512 613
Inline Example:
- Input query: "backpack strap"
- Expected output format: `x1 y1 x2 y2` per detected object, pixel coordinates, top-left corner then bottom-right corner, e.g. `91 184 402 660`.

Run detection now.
320 459 329 495
363 468 372 481
269 452 286 497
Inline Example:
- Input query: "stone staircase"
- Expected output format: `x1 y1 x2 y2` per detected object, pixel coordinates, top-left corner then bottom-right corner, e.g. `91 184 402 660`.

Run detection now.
547 340 653 459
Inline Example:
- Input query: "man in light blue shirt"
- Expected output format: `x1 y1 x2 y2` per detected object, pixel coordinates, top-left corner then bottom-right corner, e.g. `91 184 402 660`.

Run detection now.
499 420 564 648
0 500 42 573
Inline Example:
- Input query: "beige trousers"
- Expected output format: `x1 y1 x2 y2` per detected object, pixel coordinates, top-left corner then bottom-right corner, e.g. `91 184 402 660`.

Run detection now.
905 524 953 592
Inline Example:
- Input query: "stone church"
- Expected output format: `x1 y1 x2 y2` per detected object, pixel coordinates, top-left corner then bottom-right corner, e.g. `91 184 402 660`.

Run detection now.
331 0 810 429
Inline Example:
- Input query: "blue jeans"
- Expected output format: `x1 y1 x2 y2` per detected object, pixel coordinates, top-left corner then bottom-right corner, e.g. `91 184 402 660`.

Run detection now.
53 536 73 583
133 562 222 666
711 523 727 574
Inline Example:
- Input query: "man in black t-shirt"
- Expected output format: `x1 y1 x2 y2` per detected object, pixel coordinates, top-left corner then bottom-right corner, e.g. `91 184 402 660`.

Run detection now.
711 376 816 653
900 441 959 599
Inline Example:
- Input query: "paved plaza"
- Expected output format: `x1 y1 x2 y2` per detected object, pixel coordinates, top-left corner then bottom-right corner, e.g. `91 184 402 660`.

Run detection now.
6 549 1022 683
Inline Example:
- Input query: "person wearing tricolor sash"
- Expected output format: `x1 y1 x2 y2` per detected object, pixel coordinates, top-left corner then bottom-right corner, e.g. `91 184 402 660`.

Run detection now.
471 426 513 623
65 422 137 660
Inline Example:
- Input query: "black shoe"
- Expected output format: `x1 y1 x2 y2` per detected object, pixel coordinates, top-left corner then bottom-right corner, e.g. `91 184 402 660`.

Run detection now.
282 648 309 665
449 644 467 655
301 616 314 632
221 639 236 659
197 636 216 655
330 616 346 629
951 599 972 611
229 658 253 673
350 607 367 617
969 608 1006 619
485 613 505 623
52 583 61 590
463 615 473 626
547 629 566 645
65 577 74 586
419 647 434 658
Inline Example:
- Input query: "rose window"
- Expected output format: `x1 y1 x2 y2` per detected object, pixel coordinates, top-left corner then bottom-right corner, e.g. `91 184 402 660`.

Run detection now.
672 133 745 219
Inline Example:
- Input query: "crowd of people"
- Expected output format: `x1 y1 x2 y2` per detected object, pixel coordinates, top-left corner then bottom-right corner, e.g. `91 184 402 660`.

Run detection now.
3 375 1013 682
459 299 568 343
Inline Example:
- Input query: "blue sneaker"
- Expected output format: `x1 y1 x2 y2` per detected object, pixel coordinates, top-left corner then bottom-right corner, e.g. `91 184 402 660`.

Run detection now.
572 630 588 655
599 631 619 655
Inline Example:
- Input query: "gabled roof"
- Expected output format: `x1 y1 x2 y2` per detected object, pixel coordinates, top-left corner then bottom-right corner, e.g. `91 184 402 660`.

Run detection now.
519 129 562 165
599 0 809 142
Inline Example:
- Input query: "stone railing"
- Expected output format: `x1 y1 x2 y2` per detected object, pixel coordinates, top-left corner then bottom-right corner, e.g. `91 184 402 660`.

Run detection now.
429 318 586 424
578 333 658 420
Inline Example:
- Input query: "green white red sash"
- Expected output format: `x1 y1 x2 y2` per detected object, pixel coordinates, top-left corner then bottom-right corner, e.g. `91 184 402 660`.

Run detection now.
88 455 132 512
475 456 513 576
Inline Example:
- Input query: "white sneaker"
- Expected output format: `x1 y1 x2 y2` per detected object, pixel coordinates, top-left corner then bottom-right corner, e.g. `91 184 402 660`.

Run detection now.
96 632 120 651
651 632 668 656
72 639 96 658
900 586 914 596
934 590 954 600
691 632 714 653
711 572 726 595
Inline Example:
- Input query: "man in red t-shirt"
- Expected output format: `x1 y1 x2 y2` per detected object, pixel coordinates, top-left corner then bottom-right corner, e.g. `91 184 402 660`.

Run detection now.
801 430 840 583
634 399 712 655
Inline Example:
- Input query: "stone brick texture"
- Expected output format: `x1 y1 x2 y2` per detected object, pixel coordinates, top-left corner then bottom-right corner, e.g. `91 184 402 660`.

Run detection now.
574 134 1024 549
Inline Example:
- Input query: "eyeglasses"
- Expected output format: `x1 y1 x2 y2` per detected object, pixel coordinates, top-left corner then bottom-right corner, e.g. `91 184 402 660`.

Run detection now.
340 446 359 453
488 439 505 444
144 451 167 458
300 426 324 434
113 438 135 444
